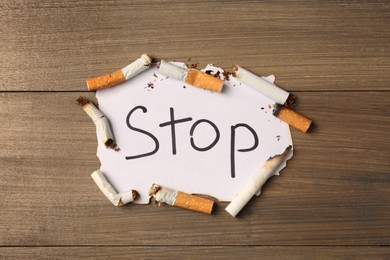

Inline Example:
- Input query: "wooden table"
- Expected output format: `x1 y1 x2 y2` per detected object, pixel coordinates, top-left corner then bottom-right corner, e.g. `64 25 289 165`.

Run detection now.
1 1 389 258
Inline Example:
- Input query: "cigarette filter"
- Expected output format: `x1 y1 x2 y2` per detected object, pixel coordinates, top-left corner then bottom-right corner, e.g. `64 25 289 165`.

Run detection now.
149 184 214 214
91 170 138 206
87 53 152 91
234 65 290 105
274 106 312 133
76 96 119 151
225 146 292 217
159 60 224 92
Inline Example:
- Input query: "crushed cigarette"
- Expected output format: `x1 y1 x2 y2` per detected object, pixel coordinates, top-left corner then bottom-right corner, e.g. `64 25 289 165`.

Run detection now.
225 145 292 217
86 54 152 91
91 170 138 206
76 96 119 151
158 60 223 92
149 184 214 214
274 105 312 133
233 65 291 105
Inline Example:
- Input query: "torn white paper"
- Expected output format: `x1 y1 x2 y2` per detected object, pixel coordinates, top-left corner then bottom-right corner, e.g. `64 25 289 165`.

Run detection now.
96 63 293 204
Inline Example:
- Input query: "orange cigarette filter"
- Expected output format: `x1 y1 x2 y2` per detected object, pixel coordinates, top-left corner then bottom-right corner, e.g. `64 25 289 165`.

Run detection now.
185 69 224 92
149 184 214 214
275 106 312 133
87 69 125 91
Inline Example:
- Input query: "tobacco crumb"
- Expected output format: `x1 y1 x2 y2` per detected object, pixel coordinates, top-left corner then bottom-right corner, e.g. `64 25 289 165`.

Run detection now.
205 70 213 75
190 63 198 69
132 190 139 200
76 96 90 106
222 71 233 80
285 94 297 108
118 198 124 207
153 73 157 78
149 184 161 196
261 107 264 110
187 57 192 61
268 104 272 109
276 135 281 141
213 71 221 79
106 139 120 152
183 85 186 88
156 62 160 69
146 82 154 89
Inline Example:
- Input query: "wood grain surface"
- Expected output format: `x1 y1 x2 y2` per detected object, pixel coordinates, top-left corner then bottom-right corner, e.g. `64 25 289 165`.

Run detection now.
0 0 389 259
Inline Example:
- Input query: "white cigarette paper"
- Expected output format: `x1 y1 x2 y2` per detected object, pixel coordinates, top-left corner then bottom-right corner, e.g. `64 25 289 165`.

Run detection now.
77 97 118 151
91 170 136 206
121 53 152 80
234 66 290 105
225 146 292 217
158 60 189 82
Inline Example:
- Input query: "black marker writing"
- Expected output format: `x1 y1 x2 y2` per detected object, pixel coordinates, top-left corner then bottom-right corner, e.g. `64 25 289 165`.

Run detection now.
230 124 259 178
190 119 220 151
125 106 160 160
159 107 192 155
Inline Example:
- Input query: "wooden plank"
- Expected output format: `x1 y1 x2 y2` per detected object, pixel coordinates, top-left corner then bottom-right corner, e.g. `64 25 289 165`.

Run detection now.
0 92 389 246
1 246 389 259
0 0 389 91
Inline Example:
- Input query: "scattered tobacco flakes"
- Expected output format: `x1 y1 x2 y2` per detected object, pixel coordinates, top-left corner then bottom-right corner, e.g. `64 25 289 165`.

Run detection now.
285 94 297 108
222 71 233 81
190 63 198 69
276 135 281 141
213 71 221 79
146 82 154 90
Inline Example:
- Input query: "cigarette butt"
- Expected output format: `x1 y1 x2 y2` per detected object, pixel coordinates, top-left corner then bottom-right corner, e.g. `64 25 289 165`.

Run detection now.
225 146 292 217
234 65 290 105
87 53 152 91
158 60 223 92
158 60 188 82
274 106 312 133
185 69 224 92
91 170 138 206
149 184 214 214
76 96 119 151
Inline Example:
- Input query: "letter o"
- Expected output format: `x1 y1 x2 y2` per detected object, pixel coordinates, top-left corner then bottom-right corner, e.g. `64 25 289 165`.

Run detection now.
190 119 220 152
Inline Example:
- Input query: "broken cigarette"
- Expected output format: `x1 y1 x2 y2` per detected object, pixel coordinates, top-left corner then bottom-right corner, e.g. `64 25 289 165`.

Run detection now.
86 53 152 91
274 105 312 133
225 146 292 217
91 170 138 206
149 184 214 214
76 96 119 151
158 60 223 92
234 65 291 105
